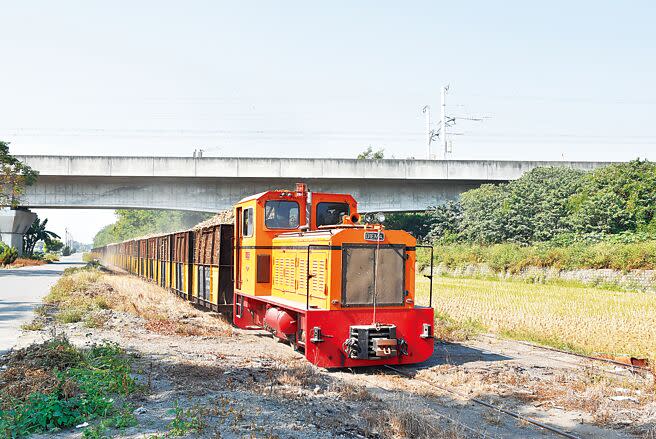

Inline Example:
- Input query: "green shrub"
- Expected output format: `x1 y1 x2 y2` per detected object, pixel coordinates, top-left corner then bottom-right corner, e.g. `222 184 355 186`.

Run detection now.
56 309 85 324
44 253 60 262
0 338 136 438
30 252 45 261
0 243 18 266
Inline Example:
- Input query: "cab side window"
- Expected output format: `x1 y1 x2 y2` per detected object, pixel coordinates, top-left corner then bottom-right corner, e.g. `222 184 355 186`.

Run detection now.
316 202 350 227
265 201 299 229
243 208 254 237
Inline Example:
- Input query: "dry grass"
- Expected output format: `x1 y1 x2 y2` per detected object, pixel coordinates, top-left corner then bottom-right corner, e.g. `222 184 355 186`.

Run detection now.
362 399 465 439
417 276 656 360
419 362 655 427
20 320 45 331
7 258 48 268
83 313 108 328
274 363 323 388
43 268 232 337
327 381 372 401
102 274 233 336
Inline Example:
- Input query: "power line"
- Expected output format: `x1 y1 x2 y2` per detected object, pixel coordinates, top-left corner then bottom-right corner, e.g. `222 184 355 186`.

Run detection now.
459 93 656 106
4 127 656 145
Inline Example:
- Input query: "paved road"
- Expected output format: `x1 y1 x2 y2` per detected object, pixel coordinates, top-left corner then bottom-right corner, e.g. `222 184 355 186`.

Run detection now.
0 253 85 355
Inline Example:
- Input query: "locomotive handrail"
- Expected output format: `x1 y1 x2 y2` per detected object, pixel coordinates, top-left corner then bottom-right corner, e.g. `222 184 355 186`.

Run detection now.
305 244 332 310
415 245 434 308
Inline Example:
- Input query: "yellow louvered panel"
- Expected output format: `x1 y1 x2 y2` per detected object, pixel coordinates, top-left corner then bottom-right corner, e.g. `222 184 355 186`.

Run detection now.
273 257 285 291
284 257 296 292
298 257 307 293
310 260 326 296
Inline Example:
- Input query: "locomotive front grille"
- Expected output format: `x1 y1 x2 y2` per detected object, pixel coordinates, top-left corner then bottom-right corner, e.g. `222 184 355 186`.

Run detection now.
341 244 406 307
347 324 397 360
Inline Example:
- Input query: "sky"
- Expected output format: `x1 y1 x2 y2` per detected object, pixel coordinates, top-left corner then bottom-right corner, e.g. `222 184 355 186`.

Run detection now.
2 1 656 242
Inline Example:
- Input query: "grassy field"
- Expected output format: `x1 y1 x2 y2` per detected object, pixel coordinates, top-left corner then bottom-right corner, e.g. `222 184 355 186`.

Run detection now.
415 275 656 360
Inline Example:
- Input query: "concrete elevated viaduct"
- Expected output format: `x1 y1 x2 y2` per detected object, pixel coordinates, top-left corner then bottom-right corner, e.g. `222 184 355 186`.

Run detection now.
16 155 611 212
2 155 611 253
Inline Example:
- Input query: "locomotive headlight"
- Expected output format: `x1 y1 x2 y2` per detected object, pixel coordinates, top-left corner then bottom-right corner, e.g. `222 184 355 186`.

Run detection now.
376 212 386 223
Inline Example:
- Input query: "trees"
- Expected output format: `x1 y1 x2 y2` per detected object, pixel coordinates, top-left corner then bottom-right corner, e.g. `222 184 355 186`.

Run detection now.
43 238 64 253
451 167 587 244
93 209 212 247
455 168 586 243
357 146 384 160
0 141 38 207
426 161 656 245
459 183 510 244
502 167 585 243
383 212 433 240
425 200 463 243
23 217 60 257
569 160 656 235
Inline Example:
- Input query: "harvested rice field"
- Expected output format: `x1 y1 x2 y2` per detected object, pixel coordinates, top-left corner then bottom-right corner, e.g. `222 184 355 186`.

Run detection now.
417 276 656 360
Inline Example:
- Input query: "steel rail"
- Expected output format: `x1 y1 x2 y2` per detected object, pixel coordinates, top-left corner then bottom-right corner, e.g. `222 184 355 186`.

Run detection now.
355 372 494 438
478 334 652 374
513 339 652 374
459 338 627 379
384 365 581 439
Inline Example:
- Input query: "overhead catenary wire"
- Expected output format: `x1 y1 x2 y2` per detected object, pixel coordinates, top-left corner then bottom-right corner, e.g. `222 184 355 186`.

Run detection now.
4 127 656 145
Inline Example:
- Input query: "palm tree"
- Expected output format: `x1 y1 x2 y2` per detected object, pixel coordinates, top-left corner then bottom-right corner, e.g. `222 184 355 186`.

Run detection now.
23 217 60 257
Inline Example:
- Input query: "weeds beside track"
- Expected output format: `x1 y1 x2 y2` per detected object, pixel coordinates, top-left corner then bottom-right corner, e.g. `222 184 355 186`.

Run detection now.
383 365 581 439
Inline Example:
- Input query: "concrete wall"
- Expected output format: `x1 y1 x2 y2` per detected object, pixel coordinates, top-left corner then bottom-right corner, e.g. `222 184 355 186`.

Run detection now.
434 263 656 293
15 156 614 212
0 209 36 255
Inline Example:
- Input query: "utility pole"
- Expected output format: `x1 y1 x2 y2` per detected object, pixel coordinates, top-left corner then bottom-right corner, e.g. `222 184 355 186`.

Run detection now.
422 105 431 159
441 85 449 160
422 84 487 160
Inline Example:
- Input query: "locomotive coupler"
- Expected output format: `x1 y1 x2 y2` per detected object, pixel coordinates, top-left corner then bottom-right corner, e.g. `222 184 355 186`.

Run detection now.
346 324 398 360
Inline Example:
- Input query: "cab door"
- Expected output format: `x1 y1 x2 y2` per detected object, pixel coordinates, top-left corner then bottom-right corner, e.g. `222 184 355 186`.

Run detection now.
235 205 255 294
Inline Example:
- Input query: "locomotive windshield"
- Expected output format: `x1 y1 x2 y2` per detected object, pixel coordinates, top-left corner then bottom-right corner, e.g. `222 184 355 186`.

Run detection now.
316 202 349 227
265 200 300 229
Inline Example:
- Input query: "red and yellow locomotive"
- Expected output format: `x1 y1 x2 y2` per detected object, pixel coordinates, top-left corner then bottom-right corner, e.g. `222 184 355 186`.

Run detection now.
93 184 435 368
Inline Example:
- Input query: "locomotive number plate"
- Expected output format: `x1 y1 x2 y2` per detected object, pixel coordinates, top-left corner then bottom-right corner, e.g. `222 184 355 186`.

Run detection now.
364 231 385 242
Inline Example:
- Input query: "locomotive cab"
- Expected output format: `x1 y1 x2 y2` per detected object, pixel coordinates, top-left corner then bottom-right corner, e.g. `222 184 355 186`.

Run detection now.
232 183 435 368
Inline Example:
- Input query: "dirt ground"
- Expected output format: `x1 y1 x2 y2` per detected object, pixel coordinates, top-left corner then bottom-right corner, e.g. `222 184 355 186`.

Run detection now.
8 271 656 439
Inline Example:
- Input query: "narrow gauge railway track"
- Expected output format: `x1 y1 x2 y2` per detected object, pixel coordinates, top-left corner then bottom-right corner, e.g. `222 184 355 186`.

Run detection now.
383 365 581 439
354 370 496 438
478 334 653 376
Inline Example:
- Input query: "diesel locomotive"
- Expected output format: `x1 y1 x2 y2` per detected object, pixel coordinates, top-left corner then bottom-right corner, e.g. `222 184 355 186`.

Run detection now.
93 183 435 368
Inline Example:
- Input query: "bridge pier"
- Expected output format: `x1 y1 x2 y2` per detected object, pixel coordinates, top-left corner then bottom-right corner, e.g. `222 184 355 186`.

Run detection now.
0 208 36 256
